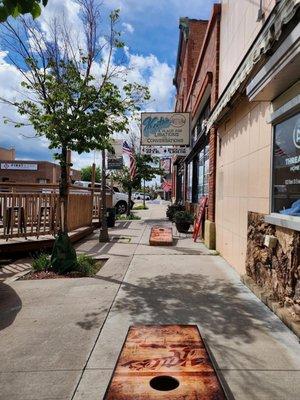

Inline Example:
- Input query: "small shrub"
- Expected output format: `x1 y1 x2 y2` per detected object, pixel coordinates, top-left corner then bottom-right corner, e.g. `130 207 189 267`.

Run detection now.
32 253 51 272
166 203 185 221
75 254 97 277
133 204 148 210
174 211 194 224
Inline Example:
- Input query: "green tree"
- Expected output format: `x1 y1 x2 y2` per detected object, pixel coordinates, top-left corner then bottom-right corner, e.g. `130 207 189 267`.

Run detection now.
113 154 163 213
0 2 149 271
80 165 101 182
112 167 139 216
135 154 164 207
0 0 47 21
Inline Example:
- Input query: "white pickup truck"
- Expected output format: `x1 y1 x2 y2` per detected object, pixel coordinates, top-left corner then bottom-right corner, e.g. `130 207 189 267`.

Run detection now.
74 181 131 214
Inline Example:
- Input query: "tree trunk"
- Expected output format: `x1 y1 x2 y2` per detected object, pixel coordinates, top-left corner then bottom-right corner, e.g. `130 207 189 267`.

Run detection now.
99 149 109 242
59 146 69 233
143 179 146 208
127 186 132 217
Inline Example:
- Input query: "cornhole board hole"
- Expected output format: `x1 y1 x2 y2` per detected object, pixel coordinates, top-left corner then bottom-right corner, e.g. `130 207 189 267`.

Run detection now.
104 325 227 399
149 226 173 246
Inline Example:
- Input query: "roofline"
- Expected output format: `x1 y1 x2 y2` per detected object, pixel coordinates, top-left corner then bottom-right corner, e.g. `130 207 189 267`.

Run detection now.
183 3 221 112
173 17 209 89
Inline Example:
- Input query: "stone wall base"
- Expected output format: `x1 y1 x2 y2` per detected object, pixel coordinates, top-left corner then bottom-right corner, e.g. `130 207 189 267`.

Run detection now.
242 274 300 339
204 220 216 250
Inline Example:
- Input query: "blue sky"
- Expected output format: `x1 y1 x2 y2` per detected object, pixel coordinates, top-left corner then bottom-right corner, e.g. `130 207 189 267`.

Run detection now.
0 0 216 168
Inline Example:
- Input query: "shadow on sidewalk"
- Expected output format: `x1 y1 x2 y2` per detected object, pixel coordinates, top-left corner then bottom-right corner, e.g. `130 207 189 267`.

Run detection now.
0 282 22 331
94 272 287 399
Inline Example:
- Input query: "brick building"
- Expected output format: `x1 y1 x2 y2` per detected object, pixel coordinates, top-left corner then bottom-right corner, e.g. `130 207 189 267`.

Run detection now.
172 4 221 249
0 148 81 184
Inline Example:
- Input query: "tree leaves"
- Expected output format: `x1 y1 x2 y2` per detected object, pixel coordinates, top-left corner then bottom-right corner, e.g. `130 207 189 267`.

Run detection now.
0 0 46 22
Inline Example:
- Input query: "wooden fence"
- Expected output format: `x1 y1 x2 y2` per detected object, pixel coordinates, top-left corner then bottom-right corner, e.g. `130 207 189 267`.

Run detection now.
0 183 108 240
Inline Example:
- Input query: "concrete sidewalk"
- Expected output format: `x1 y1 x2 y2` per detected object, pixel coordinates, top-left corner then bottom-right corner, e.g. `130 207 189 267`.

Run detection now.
1 203 300 400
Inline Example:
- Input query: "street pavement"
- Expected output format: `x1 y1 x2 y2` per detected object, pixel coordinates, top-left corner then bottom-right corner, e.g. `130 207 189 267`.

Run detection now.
1 202 300 400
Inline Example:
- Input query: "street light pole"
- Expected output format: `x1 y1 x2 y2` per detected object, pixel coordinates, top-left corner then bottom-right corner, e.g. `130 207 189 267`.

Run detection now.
99 148 109 242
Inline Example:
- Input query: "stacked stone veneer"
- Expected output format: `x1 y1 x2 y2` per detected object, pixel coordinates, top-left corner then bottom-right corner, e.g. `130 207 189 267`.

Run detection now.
246 212 300 311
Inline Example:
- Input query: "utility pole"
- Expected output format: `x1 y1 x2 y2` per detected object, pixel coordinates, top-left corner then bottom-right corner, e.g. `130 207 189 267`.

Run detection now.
99 149 109 242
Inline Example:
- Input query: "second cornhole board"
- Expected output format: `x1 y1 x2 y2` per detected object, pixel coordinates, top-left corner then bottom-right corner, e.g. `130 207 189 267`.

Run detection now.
104 325 227 399
149 226 173 246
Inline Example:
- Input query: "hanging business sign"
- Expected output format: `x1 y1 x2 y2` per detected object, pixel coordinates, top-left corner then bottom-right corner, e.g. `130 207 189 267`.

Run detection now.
0 162 38 171
141 112 190 146
107 156 123 170
141 146 189 156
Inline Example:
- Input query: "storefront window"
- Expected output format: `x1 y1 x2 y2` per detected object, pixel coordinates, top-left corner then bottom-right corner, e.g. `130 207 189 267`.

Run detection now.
197 144 210 201
272 113 300 216
187 162 193 202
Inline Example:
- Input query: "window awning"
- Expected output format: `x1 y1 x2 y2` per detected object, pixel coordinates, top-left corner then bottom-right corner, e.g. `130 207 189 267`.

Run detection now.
207 0 300 130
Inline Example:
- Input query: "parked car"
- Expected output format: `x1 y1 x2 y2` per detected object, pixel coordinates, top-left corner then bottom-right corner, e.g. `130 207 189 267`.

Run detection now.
74 181 132 214
133 192 151 201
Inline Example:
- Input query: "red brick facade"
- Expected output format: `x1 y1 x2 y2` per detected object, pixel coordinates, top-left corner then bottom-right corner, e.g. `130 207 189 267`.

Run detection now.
174 19 208 112
173 4 221 223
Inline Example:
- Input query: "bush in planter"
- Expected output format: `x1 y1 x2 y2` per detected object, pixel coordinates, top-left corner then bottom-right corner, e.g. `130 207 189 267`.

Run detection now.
76 254 97 277
174 211 194 233
32 253 51 272
166 203 185 221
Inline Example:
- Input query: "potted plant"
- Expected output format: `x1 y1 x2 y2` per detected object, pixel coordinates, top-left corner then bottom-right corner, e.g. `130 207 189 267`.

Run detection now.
174 211 194 233
166 203 185 221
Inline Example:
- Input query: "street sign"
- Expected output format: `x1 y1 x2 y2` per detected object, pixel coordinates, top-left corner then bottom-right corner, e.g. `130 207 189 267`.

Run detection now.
141 112 190 146
141 146 189 156
107 156 123 170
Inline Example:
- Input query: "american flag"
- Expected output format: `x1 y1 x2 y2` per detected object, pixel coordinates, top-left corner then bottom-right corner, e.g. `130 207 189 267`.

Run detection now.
162 179 172 192
122 141 137 180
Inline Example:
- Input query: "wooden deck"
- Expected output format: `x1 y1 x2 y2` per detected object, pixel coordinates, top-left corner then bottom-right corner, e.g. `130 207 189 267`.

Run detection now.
0 225 95 256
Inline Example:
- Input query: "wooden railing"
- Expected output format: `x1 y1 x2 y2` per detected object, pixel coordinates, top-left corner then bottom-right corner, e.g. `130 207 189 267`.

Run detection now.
0 183 114 240
0 192 61 239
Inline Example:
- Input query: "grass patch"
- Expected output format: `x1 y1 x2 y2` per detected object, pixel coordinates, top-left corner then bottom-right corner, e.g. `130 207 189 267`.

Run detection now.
133 204 149 210
116 213 141 220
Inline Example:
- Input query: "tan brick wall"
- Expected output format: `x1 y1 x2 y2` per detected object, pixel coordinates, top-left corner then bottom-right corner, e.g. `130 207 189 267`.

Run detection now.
219 0 276 94
0 147 15 161
215 97 272 274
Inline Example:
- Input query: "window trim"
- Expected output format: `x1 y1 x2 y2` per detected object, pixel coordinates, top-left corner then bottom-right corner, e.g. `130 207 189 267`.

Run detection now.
266 108 300 229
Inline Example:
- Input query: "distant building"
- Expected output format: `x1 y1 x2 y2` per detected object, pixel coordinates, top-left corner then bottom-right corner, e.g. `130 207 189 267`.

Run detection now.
0 148 81 184
0 147 15 161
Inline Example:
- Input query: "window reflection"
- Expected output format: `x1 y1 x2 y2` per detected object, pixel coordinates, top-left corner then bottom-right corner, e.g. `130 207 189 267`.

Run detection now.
273 113 300 216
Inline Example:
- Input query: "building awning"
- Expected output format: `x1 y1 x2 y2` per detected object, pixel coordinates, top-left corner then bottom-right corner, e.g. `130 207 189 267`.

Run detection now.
207 0 300 130
246 23 300 101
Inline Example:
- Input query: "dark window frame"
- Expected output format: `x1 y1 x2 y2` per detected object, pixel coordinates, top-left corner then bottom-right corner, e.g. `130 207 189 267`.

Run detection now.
271 111 300 216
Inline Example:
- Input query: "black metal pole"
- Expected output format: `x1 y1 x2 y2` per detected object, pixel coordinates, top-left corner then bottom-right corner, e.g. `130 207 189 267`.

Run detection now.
99 149 109 242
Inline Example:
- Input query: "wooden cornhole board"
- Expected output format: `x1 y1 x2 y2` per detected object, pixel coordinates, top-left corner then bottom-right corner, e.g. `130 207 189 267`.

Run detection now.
149 226 173 246
104 325 227 399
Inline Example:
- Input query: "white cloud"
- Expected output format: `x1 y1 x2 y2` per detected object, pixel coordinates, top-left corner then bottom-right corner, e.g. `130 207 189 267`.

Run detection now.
122 22 134 33
0 0 176 170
